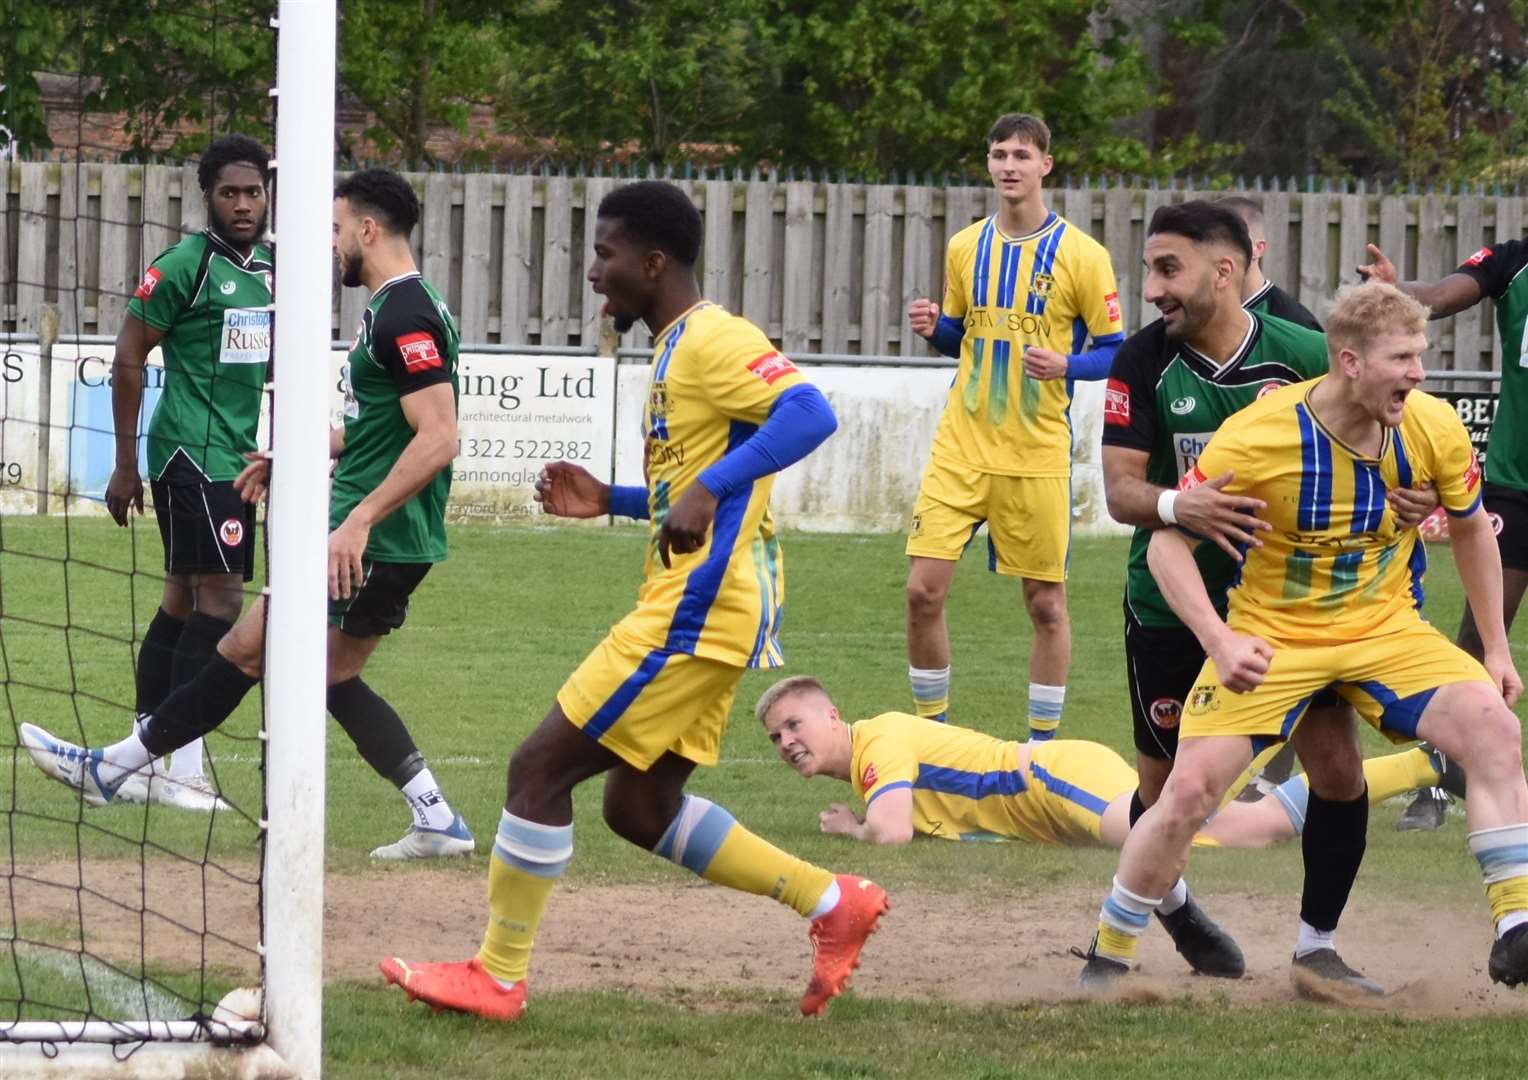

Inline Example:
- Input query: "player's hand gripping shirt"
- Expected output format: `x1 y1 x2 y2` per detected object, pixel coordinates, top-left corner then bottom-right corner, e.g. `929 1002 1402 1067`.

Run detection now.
1104 314 1329 628
1455 239 1528 492
332 272 459 563
624 302 803 669
127 230 272 481
932 213 1123 476
1181 379 1483 645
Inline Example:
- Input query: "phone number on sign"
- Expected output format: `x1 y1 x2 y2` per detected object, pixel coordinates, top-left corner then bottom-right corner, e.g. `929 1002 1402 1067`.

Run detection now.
459 438 594 461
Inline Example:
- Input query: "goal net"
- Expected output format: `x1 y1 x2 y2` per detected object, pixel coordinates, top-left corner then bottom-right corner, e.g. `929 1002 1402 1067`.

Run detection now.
0 2 331 1075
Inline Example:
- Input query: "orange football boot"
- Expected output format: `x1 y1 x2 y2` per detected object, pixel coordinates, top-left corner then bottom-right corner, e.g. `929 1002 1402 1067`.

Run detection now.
800 875 889 1016
379 956 527 1021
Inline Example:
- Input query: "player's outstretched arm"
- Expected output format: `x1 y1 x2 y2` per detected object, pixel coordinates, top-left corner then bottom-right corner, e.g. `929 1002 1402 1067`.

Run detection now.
1448 507 1524 706
1147 527 1272 692
1357 244 1483 318
820 788 914 845
105 315 162 526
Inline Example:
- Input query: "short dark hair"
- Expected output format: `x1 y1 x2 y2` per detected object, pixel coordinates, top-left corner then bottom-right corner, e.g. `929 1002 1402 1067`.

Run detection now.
1147 200 1253 267
198 134 269 193
334 168 421 236
987 113 1051 154
596 181 702 267
1213 195 1265 232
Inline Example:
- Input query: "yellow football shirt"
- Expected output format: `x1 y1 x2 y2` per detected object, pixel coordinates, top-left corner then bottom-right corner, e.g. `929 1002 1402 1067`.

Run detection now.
849 712 1031 841
1182 379 1482 645
932 212 1124 476
621 302 802 668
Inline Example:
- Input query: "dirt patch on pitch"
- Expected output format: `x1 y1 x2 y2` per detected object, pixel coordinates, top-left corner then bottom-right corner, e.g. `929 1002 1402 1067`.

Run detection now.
11 859 1527 1017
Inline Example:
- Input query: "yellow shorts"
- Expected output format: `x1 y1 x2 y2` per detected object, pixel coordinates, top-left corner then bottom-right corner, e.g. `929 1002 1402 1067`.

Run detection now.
1180 620 1491 750
557 623 743 770
905 456 1069 581
1007 740 1137 846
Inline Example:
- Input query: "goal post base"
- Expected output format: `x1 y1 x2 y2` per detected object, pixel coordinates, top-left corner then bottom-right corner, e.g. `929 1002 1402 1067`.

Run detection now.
0 1041 296 1079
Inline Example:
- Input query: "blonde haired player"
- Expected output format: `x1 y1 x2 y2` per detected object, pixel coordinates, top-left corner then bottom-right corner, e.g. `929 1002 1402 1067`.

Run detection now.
1080 281 1528 993
377 181 887 1023
905 112 1124 741
757 675 1458 855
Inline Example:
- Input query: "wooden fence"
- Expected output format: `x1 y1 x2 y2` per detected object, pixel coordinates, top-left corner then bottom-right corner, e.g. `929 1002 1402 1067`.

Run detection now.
3 162 1523 369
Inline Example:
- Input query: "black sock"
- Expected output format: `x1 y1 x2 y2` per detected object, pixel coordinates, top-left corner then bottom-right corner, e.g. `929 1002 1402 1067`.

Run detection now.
135 608 185 716
140 654 259 756
1300 782 1368 933
1129 789 1148 828
171 611 235 692
327 677 424 787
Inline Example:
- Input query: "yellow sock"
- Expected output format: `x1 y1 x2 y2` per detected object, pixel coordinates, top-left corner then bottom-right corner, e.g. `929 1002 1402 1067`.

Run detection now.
478 856 558 984
656 795 835 917
1485 876 1528 927
1362 746 1441 804
1096 924 1140 963
476 810 572 984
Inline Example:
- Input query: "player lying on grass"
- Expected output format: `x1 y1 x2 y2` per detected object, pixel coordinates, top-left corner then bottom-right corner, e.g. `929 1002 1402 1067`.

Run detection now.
758 676 1464 855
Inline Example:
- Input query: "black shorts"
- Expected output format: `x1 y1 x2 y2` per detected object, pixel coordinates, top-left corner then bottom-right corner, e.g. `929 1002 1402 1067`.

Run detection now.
1484 482 1528 572
150 455 257 582
1124 604 1339 759
328 560 431 637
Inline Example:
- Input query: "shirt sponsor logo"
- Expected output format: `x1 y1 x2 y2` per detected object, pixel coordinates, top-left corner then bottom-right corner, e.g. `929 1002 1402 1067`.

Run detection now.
397 331 444 372
219 308 272 365
747 351 798 385
1463 247 1492 268
1174 432 1213 477
1104 291 1122 324
219 518 244 547
1104 378 1131 425
860 762 878 790
1178 465 1208 492
1170 396 1195 415
134 267 163 299
1149 697 1182 729
220 280 237 295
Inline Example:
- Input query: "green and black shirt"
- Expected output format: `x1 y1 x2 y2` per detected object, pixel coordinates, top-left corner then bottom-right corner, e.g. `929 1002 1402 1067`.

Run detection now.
332 272 460 563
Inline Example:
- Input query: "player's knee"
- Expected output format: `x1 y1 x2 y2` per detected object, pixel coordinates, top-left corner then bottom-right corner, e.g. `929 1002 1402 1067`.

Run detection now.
1157 769 1222 831
215 634 262 679
193 581 243 624
905 576 947 621
1453 696 1523 774
1024 588 1068 630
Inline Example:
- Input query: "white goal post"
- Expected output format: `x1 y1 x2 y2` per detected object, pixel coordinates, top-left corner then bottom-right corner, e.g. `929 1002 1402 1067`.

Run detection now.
0 2 334 1076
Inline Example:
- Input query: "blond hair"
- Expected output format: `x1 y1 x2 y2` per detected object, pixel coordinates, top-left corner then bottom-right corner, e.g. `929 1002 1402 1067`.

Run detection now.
1325 281 1430 363
754 675 830 726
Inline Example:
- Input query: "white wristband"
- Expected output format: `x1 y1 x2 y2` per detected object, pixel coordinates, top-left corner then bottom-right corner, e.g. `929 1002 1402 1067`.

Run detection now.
1157 488 1179 526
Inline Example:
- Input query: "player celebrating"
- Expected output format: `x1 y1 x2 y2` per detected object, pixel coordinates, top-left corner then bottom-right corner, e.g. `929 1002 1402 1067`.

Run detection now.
904 113 1124 741
21 168 474 860
1080 281 1528 992
103 134 274 811
377 181 887 1023
758 676 1461 853
1100 202 1444 993
1360 238 1528 832
1216 195 1323 331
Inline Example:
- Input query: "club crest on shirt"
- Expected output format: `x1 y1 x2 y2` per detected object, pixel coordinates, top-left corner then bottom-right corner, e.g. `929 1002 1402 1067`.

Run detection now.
1030 272 1055 298
648 381 670 418
219 518 244 547
860 763 878 790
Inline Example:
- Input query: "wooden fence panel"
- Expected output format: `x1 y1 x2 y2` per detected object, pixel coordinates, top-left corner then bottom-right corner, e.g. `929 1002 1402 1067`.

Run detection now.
7 166 1525 372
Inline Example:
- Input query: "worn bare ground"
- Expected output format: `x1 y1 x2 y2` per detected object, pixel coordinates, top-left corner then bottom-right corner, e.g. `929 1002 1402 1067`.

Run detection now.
10 859 1528 1017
